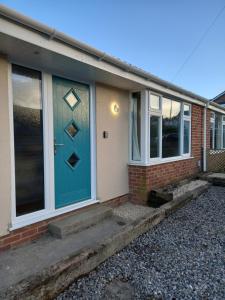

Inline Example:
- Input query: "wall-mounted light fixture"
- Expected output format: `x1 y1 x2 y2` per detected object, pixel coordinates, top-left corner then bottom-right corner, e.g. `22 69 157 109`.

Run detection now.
111 102 120 116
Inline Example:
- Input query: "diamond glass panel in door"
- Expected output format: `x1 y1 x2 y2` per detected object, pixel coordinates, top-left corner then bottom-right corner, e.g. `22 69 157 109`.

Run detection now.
12 65 44 216
67 152 80 168
65 121 79 139
64 89 80 110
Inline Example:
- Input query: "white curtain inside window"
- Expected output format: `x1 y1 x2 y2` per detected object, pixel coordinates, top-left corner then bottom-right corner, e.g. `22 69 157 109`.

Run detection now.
132 98 141 161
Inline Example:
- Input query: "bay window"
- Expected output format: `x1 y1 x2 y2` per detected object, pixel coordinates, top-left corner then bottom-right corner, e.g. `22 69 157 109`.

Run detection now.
130 90 192 164
149 93 191 160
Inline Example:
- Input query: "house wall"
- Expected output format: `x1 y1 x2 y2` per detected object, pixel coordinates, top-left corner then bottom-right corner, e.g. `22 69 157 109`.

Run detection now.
0 57 11 237
129 104 204 204
0 61 216 251
0 74 130 252
96 83 129 202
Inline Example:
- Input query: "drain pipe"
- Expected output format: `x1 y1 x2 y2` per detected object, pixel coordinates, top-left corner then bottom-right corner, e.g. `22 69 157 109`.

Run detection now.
203 102 209 172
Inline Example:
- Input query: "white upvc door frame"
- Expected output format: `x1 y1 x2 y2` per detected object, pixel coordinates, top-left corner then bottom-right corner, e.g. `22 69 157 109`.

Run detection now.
9 64 97 230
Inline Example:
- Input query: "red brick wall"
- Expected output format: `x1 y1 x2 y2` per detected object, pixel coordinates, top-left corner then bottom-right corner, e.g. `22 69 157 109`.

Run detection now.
129 104 204 204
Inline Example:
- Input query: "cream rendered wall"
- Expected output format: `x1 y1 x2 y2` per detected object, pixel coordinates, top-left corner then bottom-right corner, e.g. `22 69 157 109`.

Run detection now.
96 83 129 202
0 56 11 236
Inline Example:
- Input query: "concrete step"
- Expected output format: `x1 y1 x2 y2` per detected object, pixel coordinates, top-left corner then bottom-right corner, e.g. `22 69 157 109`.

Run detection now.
201 172 225 186
150 179 210 207
48 205 113 238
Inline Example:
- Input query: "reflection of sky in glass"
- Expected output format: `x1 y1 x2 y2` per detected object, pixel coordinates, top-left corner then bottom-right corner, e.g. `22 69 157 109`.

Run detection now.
184 104 190 116
162 98 180 119
12 73 42 110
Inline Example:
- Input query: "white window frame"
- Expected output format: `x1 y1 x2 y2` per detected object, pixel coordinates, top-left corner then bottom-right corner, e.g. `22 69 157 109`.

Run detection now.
210 112 225 150
9 63 98 230
129 90 148 164
222 116 225 149
129 90 192 166
148 92 162 162
210 112 215 150
182 103 192 157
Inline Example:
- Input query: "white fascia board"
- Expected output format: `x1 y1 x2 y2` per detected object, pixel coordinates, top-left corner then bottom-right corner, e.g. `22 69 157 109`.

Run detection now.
0 17 206 106
208 103 225 115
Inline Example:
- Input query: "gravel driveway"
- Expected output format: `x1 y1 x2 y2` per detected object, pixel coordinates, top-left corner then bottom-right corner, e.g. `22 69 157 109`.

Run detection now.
57 186 225 300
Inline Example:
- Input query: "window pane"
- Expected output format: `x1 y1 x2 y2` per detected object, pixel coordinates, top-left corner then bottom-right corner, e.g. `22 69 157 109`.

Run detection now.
184 104 190 116
215 114 221 149
211 112 215 119
210 122 214 149
183 120 190 154
223 125 225 148
150 94 160 110
12 65 44 216
131 92 141 160
150 116 160 158
162 98 181 158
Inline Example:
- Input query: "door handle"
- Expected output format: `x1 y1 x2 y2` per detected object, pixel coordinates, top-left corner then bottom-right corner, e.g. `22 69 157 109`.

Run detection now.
54 140 64 155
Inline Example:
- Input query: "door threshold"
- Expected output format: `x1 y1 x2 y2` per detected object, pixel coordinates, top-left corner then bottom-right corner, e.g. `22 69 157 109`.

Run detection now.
10 199 99 231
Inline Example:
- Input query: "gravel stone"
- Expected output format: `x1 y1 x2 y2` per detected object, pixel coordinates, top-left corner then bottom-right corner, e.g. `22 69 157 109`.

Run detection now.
56 186 225 300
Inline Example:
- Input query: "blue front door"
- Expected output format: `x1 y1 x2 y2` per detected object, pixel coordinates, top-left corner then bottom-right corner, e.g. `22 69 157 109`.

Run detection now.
53 76 91 208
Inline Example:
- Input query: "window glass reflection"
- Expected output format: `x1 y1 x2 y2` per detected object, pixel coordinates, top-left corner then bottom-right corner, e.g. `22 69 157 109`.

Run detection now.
183 120 190 154
150 116 160 158
131 92 141 161
12 65 45 216
162 98 181 158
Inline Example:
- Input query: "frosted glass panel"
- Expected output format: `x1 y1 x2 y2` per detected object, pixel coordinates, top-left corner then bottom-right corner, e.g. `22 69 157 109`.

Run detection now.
12 65 44 216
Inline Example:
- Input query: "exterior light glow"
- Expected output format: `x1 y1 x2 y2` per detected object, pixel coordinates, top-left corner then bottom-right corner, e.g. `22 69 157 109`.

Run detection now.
111 102 120 115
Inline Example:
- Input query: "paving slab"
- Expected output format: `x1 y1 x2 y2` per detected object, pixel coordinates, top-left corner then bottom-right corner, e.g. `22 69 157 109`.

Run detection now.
0 187 210 300
150 179 209 207
201 172 225 186
113 202 154 222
